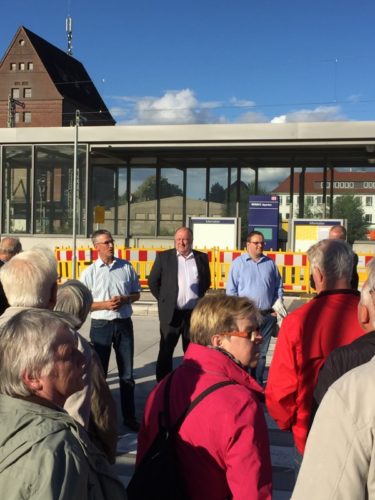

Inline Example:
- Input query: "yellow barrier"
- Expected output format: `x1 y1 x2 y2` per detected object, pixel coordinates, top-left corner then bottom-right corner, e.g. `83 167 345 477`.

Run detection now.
55 246 374 293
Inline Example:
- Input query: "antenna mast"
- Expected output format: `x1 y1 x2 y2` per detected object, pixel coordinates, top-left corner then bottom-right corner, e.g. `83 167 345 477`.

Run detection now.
66 16 73 56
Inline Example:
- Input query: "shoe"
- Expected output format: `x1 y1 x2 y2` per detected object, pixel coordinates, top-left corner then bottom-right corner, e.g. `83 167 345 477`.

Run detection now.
124 417 140 432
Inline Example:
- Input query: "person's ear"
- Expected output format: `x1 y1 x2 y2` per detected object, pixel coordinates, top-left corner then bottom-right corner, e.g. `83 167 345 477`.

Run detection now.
211 334 224 347
358 303 370 327
22 372 43 392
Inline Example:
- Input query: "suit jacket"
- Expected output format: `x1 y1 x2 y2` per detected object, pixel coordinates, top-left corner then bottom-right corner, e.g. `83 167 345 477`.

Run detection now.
148 249 211 325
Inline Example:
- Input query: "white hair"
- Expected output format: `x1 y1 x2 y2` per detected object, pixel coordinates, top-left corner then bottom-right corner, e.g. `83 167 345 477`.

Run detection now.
0 309 74 397
0 248 57 308
307 239 353 289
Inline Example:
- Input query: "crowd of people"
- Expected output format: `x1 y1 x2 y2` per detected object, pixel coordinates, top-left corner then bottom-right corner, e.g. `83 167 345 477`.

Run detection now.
0 225 373 499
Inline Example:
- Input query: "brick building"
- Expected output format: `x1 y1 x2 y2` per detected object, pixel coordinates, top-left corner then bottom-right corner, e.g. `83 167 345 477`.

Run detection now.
0 26 115 127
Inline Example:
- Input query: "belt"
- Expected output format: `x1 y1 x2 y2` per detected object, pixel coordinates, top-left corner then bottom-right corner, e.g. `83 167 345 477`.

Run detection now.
260 308 273 316
92 317 131 323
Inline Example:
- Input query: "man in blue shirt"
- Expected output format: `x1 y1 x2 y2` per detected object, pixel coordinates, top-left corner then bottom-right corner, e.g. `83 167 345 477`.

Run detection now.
81 229 141 431
226 231 286 385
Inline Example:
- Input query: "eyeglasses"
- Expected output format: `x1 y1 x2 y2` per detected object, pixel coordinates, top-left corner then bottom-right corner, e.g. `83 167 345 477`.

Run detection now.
218 330 262 343
249 241 265 246
97 239 115 246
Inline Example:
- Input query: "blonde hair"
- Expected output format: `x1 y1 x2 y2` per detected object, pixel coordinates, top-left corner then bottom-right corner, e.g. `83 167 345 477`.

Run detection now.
190 294 261 346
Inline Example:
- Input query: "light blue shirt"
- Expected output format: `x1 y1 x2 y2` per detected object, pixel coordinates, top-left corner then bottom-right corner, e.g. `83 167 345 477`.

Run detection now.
226 253 283 310
80 257 141 320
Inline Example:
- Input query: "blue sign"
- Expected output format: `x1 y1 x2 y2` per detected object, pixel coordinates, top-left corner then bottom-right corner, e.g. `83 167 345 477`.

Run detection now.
248 195 280 250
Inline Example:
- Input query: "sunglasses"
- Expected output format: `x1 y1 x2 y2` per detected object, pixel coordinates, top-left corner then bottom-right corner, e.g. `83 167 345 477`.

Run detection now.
218 330 262 343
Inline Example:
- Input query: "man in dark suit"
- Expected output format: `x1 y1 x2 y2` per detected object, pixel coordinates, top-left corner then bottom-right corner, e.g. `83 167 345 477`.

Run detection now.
148 226 211 381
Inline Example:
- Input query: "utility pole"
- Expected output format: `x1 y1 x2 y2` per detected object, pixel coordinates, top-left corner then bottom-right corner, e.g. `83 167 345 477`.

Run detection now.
7 96 25 128
72 109 80 278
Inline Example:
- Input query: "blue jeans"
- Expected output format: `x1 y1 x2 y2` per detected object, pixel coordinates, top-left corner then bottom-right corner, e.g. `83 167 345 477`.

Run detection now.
254 313 277 386
90 318 136 420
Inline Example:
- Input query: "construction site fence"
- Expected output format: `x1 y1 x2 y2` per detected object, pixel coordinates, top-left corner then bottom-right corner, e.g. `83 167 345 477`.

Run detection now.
55 246 374 294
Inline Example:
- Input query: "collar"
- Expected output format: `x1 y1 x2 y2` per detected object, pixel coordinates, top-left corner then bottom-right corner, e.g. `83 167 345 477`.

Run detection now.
177 250 194 259
315 288 361 299
246 253 265 263
95 256 117 268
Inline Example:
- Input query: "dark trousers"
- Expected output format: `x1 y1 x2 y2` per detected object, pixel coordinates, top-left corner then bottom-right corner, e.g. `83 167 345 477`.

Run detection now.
156 309 192 382
251 313 277 386
90 317 136 421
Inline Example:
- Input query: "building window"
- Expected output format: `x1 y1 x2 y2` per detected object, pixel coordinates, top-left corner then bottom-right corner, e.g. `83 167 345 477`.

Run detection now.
27 62 33 71
23 112 31 123
366 196 373 206
316 195 323 204
366 214 372 223
286 196 291 205
10 63 16 71
24 88 32 98
306 195 314 204
285 213 290 219
18 39 25 46
15 113 20 123
19 62 25 71
11 88 20 98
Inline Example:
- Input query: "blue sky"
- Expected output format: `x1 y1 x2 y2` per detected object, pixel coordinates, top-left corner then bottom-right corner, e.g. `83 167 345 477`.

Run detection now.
2 0 375 125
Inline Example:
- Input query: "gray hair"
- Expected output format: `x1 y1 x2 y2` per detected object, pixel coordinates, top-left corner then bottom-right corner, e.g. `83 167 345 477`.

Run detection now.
54 280 93 327
361 258 375 307
0 247 58 308
0 309 74 397
91 229 112 246
307 239 353 289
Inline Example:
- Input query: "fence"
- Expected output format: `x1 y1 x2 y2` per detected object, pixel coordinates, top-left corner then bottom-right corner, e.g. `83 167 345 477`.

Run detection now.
55 246 373 294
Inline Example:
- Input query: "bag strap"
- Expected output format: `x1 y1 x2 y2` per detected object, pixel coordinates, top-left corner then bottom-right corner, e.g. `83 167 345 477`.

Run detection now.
162 372 237 433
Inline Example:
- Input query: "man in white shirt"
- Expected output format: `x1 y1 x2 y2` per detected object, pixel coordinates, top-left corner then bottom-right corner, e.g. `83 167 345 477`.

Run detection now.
148 227 211 381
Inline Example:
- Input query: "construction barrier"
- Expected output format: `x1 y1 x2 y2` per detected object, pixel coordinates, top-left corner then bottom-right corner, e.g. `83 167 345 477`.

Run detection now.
55 246 375 294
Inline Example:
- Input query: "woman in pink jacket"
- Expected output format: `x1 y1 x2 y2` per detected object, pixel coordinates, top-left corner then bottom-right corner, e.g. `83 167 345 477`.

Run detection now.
136 294 272 500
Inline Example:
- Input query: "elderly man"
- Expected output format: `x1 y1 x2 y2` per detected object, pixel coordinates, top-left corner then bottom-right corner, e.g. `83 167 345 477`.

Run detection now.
329 224 359 289
0 248 115 460
226 230 286 385
0 309 125 499
80 229 141 431
148 226 211 381
136 294 272 499
0 236 22 314
266 239 364 457
292 263 375 499
311 258 375 421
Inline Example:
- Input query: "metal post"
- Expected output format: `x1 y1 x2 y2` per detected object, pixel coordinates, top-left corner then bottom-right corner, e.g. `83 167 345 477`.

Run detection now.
72 110 79 279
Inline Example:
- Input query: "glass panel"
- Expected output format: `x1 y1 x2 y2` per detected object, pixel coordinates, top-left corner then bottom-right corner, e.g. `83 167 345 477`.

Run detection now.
186 167 207 220
208 167 228 217
90 165 127 236
2 146 32 233
34 145 86 234
130 167 156 236
159 167 183 235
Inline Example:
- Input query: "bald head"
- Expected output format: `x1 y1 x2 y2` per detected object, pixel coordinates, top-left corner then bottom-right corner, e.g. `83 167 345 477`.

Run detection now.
329 225 347 241
0 237 22 263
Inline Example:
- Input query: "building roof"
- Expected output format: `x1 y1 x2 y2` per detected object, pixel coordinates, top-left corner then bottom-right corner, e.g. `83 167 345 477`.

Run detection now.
273 170 375 195
2 26 115 126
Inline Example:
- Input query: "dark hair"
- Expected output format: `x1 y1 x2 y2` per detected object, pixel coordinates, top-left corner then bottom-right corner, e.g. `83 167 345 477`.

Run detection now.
246 231 264 243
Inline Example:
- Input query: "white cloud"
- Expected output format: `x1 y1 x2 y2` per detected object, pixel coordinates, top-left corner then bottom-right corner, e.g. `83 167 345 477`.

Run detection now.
229 97 256 108
235 111 268 123
270 105 345 123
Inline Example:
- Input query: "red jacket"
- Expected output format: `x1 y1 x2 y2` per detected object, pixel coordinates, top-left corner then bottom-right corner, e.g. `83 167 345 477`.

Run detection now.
137 343 272 500
265 289 362 454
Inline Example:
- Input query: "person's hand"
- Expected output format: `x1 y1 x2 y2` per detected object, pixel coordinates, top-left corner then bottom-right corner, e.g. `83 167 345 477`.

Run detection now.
108 296 122 310
273 298 287 318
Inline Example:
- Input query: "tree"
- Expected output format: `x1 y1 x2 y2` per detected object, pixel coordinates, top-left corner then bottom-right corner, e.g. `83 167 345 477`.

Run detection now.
209 182 225 203
332 195 369 243
132 175 182 202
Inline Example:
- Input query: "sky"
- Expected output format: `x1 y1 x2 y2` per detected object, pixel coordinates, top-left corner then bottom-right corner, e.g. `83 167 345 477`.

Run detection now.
2 0 375 126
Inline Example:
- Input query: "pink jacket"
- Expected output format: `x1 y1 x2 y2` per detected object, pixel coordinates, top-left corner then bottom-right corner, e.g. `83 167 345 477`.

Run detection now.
137 344 272 500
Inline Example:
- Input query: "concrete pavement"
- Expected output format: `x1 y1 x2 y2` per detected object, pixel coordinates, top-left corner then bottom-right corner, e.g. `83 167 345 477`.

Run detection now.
79 295 307 499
